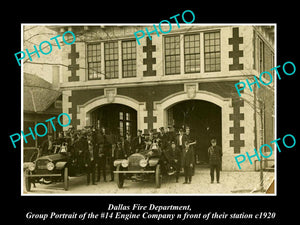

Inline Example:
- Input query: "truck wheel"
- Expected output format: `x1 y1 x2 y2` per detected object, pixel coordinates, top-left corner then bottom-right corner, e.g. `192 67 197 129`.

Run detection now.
25 170 31 192
63 167 69 191
115 165 124 188
155 164 162 188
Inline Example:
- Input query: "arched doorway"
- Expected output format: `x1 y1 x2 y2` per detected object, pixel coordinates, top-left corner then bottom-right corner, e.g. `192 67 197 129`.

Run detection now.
166 100 222 164
89 103 137 138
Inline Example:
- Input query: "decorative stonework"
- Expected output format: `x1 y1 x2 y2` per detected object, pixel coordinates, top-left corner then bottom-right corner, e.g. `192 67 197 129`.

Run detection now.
229 98 245 153
143 37 156 77
185 84 197 99
104 88 117 103
229 27 244 71
68 44 80 82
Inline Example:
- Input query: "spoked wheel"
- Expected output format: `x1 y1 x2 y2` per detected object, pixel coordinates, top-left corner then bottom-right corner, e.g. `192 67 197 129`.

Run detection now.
25 170 31 192
155 164 162 188
115 165 124 188
63 167 69 191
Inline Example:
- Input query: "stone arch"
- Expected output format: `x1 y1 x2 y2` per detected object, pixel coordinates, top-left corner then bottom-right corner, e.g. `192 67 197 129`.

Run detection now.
76 95 144 130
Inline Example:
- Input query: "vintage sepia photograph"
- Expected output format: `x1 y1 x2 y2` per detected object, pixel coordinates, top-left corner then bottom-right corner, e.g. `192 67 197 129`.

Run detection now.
21 24 275 195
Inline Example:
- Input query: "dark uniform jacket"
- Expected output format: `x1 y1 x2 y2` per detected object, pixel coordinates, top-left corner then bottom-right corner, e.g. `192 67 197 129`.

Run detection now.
83 139 98 164
113 145 125 160
123 139 131 157
165 146 181 162
176 134 188 148
132 135 145 152
208 145 222 165
159 133 168 150
41 140 53 156
181 147 195 167
95 131 106 145
165 146 181 170
165 131 176 144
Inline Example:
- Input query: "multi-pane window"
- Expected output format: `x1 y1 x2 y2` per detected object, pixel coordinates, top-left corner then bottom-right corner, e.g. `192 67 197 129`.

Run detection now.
104 41 118 79
122 40 136 78
119 112 131 137
184 34 200 73
87 43 101 80
258 38 264 73
165 35 180 75
204 31 221 72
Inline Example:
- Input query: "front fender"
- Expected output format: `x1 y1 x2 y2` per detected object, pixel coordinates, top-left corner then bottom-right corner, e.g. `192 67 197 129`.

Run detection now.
149 158 159 167
55 161 67 170
23 162 31 170
114 159 123 167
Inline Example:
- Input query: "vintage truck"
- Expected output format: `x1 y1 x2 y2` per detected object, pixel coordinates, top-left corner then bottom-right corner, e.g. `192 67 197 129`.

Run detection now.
23 144 76 192
113 143 167 189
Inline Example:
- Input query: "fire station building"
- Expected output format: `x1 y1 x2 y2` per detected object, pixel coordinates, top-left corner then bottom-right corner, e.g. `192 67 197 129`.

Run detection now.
50 25 275 171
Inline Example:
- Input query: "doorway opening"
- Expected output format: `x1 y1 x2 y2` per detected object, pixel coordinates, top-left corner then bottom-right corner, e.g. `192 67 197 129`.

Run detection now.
167 100 222 164
89 103 137 138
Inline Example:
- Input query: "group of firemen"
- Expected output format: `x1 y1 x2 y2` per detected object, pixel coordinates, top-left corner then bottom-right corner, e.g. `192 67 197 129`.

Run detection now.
39 125 222 185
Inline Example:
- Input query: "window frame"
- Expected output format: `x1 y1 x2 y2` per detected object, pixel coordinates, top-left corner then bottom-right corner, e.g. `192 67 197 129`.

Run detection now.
104 41 119 79
184 33 201 73
164 35 181 75
122 40 137 78
87 43 102 80
204 30 221 72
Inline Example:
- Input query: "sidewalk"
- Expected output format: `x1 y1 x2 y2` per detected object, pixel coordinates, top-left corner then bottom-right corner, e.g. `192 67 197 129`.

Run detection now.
23 168 275 195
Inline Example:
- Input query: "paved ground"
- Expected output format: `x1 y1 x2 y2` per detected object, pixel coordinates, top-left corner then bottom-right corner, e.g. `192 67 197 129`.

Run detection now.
23 167 275 195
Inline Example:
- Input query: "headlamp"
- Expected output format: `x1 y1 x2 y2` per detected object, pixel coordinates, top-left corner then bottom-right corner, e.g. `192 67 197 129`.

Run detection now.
121 160 129 167
28 162 36 171
46 162 55 171
139 159 147 167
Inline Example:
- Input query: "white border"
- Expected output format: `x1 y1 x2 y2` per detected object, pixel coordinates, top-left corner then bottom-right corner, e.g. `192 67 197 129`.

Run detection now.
21 23 277 196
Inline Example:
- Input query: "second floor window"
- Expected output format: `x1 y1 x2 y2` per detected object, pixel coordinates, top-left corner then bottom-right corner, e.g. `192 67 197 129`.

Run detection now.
258 38 264 73
204 31 221 72
105 41 119 79
165 35 180 75
87 43 101 80
122 40 136 78
184 34 200 73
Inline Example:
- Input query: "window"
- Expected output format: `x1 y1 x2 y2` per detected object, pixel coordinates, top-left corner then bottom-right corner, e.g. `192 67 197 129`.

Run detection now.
87 43 102 80
271 53 274 77
105 41 119 79
119 112 131 137
54 100 62 109
204 31 221 72
165 35 180 75
258 38 264 73
184 34 200 73
122 40 136 78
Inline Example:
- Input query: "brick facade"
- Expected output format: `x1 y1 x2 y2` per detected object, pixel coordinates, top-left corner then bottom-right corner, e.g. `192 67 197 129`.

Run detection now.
57 25 274 171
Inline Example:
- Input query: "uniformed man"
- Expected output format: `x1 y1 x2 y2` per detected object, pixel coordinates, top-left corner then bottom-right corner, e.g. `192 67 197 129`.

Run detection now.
115 141 126 159
96 143 107 182
165 141 181 182
158 127 168 151
182 140 194 184
41 134 54 156
108 139 124 182
208 138 222 183
83 133 98 185
74 131 86 174
166 126 176 145
176 128 188 152
123 132 132 157
108 143 116 182
185 126 197 174
132 130 145 152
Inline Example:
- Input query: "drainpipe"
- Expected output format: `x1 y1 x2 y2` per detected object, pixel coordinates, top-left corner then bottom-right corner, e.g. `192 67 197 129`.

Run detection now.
254 82 264 192
259 99 265 192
